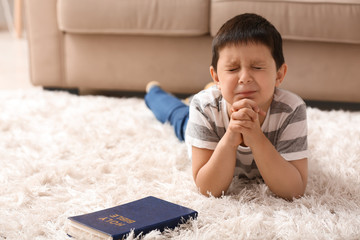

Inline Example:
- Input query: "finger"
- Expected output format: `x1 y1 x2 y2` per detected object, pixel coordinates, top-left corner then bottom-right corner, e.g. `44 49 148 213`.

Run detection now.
232 98 261 113
232 99 254 112
237 120 256 129
258 108 267 116
228 123 247 134
228 121 255 135
228 121 243 133
231 108 258 122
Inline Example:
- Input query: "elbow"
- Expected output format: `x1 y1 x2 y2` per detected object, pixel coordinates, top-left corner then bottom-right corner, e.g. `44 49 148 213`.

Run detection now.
197 184 225 198
291 187 306 200
283 191 305 201
277 185 307 201
269 179 307 200
201 190 223 198
193 169 232 198
291 180 307 199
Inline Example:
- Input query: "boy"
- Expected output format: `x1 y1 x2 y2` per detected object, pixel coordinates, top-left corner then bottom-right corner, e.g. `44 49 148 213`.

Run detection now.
145 13 308 200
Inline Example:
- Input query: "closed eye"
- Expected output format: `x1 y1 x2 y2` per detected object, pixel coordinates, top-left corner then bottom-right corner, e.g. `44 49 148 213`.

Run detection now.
228 68 239 72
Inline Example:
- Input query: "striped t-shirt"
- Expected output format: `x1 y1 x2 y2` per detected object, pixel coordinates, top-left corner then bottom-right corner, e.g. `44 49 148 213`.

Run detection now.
185 86 308 179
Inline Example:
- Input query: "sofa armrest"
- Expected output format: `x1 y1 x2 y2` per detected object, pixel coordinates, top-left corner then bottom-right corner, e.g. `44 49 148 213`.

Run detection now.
25 0 65 87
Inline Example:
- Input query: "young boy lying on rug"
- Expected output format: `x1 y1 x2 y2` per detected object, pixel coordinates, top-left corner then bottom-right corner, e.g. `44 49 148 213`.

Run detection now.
145 13 308 200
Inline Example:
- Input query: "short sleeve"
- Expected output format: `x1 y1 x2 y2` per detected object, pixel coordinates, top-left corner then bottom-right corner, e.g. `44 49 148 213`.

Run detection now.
276 103 309 161
185 88 226 151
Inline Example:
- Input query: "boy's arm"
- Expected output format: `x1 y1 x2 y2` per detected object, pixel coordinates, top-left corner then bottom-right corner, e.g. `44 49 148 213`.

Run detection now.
192 128 242 197
235 100 308 199
251 134 308 199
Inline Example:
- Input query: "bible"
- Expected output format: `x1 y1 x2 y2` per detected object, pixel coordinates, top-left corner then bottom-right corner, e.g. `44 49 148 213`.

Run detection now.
67 196 198 239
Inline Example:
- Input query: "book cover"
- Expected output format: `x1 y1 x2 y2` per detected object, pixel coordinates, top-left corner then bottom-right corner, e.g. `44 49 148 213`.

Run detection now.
67 196 198 239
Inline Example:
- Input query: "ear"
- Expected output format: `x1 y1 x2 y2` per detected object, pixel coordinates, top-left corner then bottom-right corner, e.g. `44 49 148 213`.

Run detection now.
210 66 221 89
275 63 287 87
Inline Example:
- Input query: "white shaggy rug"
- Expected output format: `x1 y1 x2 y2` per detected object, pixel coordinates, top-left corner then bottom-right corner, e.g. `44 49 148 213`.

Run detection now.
1 88 360 240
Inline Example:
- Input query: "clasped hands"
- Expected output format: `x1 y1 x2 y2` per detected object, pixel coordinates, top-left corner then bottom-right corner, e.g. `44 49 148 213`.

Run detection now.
227 99 267 148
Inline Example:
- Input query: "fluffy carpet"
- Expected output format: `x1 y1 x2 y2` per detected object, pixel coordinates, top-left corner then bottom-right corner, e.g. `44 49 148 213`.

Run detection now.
1 88 359 240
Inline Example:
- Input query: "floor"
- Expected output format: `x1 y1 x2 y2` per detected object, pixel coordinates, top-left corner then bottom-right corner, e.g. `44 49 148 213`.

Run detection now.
0 30 33 89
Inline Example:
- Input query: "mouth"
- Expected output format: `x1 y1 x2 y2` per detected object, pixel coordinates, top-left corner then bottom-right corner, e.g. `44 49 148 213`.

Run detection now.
235 91 257 99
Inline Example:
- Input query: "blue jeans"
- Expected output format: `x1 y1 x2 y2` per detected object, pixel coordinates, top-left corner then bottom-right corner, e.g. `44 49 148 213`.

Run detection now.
145 86 189 141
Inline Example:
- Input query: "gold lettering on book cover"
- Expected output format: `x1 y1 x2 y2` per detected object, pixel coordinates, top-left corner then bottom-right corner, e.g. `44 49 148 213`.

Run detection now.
98 214 136 227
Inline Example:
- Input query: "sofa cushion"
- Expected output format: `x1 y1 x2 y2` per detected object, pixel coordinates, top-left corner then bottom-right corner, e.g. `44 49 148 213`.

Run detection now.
211 0 360 44
57 0 210 36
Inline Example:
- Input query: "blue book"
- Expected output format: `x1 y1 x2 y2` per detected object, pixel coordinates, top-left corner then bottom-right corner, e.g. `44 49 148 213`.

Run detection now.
67 196 198 239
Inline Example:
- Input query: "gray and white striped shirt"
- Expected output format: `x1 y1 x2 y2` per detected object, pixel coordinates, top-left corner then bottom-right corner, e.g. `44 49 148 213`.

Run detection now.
185 86 308 179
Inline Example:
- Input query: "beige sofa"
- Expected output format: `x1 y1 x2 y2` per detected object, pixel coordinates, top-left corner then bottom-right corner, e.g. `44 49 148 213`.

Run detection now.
25 0 360 102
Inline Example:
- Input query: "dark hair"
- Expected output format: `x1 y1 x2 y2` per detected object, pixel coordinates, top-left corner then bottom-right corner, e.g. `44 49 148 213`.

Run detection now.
211 13 284 72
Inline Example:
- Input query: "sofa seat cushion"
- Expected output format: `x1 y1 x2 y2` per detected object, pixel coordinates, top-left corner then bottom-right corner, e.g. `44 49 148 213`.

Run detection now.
211 0 360 44
58 0 210 36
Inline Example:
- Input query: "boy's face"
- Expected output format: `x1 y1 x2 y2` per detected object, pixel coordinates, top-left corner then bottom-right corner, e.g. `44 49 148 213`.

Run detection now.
210 43 287 114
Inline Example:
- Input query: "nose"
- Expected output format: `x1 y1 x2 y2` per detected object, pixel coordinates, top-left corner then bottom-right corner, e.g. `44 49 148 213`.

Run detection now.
238 69 252 84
